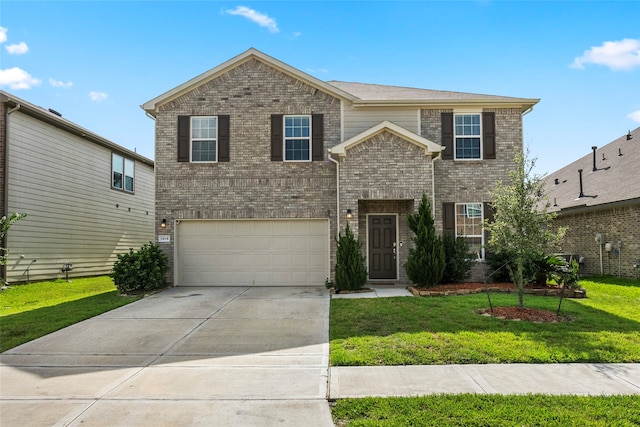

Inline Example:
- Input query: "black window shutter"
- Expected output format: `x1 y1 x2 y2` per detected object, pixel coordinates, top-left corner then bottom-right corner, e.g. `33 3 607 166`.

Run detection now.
483 202 495 243
482 112 496 159
177 116 190 162
271 114 283 161
443 202 455 236
217 115 230 162
312 114 324 161
441 113 454 160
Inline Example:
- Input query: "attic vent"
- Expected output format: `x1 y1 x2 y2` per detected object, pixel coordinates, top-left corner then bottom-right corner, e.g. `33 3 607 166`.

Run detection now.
627 131 633 141
48 108 62 117
619 148 623 156
554 178 559 185
578 169 584 198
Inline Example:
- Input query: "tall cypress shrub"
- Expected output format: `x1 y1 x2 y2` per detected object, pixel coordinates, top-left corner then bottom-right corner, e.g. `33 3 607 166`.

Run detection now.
334 223 368 292
406 193 445 287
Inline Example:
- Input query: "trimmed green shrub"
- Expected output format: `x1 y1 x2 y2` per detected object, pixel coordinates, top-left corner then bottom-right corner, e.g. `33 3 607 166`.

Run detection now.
334 223 368 292
112 243 168 293
406 194 445 287
441 234 473 283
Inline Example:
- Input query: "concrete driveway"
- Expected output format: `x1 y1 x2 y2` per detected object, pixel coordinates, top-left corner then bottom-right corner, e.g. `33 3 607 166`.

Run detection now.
0 286 334 426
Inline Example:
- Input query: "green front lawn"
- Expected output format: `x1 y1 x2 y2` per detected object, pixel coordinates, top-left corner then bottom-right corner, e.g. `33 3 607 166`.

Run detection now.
0 276 140 352
331 394 640 426
330 276 640 365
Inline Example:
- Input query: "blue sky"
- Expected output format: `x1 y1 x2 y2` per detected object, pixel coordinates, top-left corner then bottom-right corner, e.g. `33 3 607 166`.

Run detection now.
1 1 639 175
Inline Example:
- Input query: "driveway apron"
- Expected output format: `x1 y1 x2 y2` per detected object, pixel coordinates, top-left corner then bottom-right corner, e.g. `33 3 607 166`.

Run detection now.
0 286 334 426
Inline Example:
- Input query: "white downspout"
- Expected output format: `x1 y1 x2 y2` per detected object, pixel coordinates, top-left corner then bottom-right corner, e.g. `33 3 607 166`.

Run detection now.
328 150 340 232
431 153 440 218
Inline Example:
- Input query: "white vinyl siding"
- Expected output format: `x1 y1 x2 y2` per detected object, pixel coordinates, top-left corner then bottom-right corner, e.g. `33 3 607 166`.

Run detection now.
342 107 419 140
177 219 329 286
4 111 154 283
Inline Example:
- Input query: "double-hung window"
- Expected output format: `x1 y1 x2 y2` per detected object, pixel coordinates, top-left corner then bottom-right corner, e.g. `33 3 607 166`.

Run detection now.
456 202 484 259
112 153 134 193
454 114 481 160
191 116 217 162
284 115 311 161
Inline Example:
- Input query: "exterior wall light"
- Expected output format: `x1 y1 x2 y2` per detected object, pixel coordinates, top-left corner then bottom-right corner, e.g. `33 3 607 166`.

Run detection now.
161 218 167 228
346 209 353 219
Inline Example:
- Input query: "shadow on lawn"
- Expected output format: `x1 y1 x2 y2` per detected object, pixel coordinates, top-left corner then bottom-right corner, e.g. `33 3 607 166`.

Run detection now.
330 293 640 338
0 292 138 353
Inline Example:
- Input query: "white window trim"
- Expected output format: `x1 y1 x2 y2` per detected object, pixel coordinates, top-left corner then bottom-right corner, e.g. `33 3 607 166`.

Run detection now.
190 116 218 163
283 114 312 162
455 202 484 260
453 113 483 161
111 153 135 193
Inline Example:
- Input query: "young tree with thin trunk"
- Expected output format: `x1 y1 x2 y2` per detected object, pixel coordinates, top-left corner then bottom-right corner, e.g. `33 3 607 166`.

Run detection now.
485 150 564 309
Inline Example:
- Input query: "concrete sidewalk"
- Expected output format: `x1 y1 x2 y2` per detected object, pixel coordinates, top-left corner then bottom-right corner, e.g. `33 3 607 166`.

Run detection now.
330 363 640 398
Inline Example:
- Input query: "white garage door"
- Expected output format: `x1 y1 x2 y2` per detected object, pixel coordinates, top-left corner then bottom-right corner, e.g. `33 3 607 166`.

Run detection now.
177 219 329 287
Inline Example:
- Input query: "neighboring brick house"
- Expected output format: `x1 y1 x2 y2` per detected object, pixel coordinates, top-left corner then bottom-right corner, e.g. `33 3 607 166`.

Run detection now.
0 91 155 283
142 48 538 287
543 127 640 278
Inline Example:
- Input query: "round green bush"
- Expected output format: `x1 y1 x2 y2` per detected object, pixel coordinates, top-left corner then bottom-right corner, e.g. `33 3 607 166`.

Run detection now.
111 242 169 293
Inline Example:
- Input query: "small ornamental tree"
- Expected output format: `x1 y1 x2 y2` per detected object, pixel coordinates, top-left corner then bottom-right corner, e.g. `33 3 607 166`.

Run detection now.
0 213 27 266
334 223 368 292
484 150 565 309
112 242 169 294
406 193 445 287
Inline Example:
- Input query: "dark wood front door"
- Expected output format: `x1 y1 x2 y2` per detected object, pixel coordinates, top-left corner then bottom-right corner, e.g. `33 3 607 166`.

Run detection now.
368 215 397 279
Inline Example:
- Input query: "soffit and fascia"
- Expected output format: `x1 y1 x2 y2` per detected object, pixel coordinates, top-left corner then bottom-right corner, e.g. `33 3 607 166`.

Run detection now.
1 91 154 167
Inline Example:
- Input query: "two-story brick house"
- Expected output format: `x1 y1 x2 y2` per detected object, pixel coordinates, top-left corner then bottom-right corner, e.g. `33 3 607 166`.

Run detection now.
143 48 538 287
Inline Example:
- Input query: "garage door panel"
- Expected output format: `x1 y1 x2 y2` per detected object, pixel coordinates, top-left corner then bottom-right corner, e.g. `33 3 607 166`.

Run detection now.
177 220 328 287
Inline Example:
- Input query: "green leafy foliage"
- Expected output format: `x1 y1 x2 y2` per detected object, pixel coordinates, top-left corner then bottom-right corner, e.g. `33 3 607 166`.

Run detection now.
111 243 168 293
334 223 368 292
406 194 445 287
441 234 473 283
484 150 565 308
0 212 27 265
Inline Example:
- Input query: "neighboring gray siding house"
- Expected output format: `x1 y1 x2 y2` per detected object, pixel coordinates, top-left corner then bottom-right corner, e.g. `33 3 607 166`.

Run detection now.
0 91 155 283
543 127 640 278
142 48 538 287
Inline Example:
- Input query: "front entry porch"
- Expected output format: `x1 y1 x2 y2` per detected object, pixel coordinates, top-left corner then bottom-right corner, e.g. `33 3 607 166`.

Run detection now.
357 199 414 284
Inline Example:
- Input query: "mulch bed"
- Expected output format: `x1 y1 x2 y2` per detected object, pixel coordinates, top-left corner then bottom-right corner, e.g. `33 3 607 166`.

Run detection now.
411 282 577 322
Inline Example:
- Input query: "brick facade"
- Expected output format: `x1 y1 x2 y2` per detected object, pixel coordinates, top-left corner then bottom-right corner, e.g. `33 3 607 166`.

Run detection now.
339 131 435 282
553 204 640 278
155 59 341 284
152 54 527 286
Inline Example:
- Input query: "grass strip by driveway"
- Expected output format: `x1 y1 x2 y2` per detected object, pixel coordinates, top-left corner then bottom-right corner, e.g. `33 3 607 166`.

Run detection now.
330 276 640 365
331 394 640 426
0 276 140 352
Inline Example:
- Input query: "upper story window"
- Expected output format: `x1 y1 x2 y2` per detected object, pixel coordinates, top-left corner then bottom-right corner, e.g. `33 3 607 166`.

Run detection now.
191 116 217 162
456 202 484 259
284 115 311 161
454 114 481 160
112 153 134 193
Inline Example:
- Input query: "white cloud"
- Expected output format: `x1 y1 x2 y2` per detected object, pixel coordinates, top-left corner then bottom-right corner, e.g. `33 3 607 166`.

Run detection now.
49 78 73 89
0 27 7 43
307 68 329 74
571 38 640 71
226 6 279 33
0 67 41 90
89 91 108 102
5 41 29 55
628 110 640 123
293 32 302 38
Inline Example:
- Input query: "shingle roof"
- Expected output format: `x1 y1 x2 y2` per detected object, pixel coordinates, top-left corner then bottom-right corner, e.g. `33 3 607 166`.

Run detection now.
326 81 532 102
543 127 640 213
